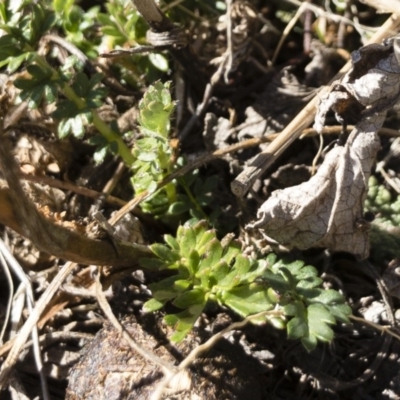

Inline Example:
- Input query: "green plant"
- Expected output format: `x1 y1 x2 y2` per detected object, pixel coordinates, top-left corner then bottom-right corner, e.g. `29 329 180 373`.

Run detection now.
366 176 400 227
133 82 228 224
131 80 177 213
366 176 400 261
141 221 351 350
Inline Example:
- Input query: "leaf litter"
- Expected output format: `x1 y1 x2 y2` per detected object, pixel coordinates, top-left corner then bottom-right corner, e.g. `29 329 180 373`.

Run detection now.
249 36 400 259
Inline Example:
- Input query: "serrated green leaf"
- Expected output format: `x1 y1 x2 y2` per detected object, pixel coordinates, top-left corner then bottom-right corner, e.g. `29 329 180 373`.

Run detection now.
179 226 197 259
308 303 335 325
269 317 286 330
284 300 306 318
168 201 191 215
307 289 346 305
187 249 200 275
44 83 57 103
210 260 229 282
27 64 49 80
294 265 318 280
150 243 180 263
296 276 322 289
73 72 90 97
53 100 80 119
173 279 191 292
7 52 28 73
222 284 273 317
93 145 107 164
149 276 179 301
164 314 179 326
283 260 305 275
307 304 335 342
277 267 297 289
200 238 223 270
221 241 241 265
0 35 23 61
243 260 269 284
287 316 308 340
164 234 180 252
172 288 206 309
27 86 45 109
233 254 252 277
170 330 189 343
137 152 158 162
143 298 165 312
327 303 352 323
263 270 291 294
301 335 318 352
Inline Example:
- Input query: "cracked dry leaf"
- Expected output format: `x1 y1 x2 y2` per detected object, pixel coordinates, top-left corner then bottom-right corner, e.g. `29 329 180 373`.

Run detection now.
249 37 400 259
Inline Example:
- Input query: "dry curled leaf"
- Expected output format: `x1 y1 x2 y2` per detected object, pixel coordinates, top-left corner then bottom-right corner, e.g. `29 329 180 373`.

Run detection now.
249 37 400 259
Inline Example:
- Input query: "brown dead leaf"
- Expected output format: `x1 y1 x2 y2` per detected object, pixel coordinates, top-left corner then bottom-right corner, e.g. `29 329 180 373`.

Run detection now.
249 37 400 259
249 121 381 259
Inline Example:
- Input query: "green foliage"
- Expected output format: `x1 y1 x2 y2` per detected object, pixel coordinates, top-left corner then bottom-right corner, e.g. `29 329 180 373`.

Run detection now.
14 63 58 108
141 221 351 350
131 81 177 213
366 176 400 227
53 72 108 138
366 176 400 261
0 1 141 165
131 82 219 221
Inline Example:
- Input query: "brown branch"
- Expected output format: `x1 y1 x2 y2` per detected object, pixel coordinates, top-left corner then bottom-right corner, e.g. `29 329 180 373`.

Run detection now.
0 137 152 266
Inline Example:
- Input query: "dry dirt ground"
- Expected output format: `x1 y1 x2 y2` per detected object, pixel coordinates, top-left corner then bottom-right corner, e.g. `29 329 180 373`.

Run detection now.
2 1 400 399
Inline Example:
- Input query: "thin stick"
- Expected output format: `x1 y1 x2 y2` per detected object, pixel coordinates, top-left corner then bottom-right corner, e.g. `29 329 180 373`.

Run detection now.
350 315 400 341
94 268 177 376
20 172 127 208
0 247 13 345
0 239 50 399
0 261 77 390
271 2 307 65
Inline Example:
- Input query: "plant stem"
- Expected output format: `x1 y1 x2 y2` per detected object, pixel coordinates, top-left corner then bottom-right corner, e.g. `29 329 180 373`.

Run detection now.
180 179 208 220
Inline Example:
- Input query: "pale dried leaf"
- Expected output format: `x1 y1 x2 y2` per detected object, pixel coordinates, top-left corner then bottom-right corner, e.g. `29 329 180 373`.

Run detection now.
359 0 400 14
249 122 381 259
249 38 400 259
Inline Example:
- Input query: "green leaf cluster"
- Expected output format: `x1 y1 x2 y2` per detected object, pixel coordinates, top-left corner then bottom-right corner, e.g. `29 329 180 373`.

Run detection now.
14 64 58 108
130 87 224 221
141 222 351 350
131 81 178 214
366 175 400 227
365 176 400 261
0 3 55 72
266 258 351 351
53 72 108 138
